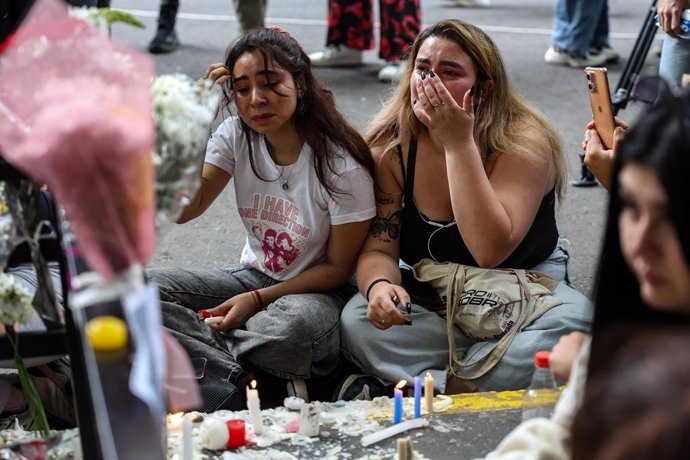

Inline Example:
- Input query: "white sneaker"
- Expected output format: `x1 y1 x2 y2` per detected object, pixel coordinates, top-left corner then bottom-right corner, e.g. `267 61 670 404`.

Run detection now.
378 61 406 82
544 46 608 68
309 45 363 67
454 0 490 6
589 46 619 63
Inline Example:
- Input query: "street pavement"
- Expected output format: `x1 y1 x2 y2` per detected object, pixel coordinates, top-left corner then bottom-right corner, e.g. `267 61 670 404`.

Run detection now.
111 0 661 297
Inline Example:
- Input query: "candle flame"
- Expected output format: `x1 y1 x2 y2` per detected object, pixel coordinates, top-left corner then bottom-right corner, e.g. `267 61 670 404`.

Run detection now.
251 379 257 389
396 380 407 390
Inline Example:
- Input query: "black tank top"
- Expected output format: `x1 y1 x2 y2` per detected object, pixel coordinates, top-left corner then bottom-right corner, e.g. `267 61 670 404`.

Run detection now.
398 138 558 268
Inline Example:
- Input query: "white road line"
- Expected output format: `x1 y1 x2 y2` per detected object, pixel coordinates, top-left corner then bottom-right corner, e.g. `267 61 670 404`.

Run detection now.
121 9 655 40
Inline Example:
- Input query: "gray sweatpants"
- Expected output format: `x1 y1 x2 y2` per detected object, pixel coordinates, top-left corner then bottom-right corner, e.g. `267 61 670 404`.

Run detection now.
149 266 355 381
340 241 593 393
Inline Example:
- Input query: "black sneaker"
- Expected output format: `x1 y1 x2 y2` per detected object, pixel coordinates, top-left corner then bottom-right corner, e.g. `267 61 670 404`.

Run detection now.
148 29 179 54
333 374 393 401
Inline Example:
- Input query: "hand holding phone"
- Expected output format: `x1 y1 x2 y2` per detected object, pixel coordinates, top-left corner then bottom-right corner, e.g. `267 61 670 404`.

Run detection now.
585 67 616 149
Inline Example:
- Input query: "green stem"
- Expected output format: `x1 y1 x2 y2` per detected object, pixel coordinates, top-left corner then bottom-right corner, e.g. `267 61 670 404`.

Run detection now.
6 329 51 436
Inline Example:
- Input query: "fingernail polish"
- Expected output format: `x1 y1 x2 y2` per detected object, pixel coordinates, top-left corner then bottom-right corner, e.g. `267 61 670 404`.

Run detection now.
429 69 436 78
406 302 412 314
404 320 413 326
421 71 427 80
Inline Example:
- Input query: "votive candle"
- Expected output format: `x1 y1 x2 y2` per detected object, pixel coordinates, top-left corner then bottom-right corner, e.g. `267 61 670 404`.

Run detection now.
394 380 406 424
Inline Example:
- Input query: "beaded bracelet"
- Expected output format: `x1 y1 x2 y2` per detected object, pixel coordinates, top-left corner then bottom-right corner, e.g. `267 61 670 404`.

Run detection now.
365 278 391 301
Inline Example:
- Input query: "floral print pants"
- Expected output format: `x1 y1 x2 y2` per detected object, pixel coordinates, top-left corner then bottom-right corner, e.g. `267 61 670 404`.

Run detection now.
325 0 421 62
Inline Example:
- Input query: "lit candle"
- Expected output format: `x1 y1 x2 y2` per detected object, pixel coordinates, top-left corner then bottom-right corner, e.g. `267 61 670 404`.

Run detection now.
413 376 421 419
394 380 406 424
182 413 193 460
424 372 434 414
246 380 263 435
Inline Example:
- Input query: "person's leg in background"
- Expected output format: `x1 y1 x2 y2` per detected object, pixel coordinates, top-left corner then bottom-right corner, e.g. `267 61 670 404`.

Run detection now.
233 0 266 34
309 0 373 67
377 0 420 82
149 0 180 54
659 34 690 89
545 0 609 67
588 0 619 63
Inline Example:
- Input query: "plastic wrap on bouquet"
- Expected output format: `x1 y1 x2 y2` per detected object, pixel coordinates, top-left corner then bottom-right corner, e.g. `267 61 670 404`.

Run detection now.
0 0 156 280
152 74 220 231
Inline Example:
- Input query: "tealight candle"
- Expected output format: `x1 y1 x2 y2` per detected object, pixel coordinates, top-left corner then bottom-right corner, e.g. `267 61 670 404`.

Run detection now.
393 380 406 424
413 375 421 419
424 372 434 414
246 380 263 435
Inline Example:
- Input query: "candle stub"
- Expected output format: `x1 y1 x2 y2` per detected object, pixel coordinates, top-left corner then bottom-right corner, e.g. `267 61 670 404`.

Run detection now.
298 403 320 437
397 437 413 460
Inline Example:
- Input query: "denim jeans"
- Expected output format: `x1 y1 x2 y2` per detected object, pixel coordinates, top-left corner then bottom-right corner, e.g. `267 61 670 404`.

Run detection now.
149 266 355 381
552 0 610 58
340 240 593 393
659 34 690 89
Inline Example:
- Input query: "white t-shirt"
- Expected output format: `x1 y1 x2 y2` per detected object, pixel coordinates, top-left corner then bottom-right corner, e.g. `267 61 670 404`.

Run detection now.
205 117 376 281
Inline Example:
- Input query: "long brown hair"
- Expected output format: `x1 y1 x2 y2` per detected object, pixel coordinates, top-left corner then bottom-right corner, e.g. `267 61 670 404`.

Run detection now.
221 28 374 199
365 19 567 199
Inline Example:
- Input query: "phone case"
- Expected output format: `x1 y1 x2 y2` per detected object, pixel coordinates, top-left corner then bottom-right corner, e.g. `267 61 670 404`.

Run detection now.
585 67 616 149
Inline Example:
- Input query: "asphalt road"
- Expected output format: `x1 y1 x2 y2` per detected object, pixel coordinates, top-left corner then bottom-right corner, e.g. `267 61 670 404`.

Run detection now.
110 0 662 297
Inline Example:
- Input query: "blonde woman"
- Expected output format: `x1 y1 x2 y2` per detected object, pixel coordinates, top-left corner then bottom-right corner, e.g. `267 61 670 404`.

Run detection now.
338 19 592 399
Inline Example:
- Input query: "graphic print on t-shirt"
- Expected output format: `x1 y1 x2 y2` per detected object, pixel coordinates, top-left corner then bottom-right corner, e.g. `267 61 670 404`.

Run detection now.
239 193 309 275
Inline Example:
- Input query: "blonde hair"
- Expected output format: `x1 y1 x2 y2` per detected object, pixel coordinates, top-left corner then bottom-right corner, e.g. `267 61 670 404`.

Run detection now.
365 19 567 200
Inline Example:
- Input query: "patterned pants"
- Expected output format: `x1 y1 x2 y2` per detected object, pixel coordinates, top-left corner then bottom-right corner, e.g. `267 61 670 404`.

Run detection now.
326 0 421 62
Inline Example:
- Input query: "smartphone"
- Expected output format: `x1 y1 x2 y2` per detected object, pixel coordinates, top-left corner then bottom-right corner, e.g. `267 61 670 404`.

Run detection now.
585 67 616 149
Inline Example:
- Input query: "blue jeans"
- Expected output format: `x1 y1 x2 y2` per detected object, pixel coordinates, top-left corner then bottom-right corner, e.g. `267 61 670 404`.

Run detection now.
552 0 610 58
659 34 690 89
149 266 355 381
340 241 593 393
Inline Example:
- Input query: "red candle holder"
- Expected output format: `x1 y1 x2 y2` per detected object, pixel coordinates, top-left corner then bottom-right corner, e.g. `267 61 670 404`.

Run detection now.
226 419 247 449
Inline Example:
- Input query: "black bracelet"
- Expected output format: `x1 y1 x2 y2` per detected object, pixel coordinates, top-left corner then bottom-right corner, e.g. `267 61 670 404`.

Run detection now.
365 278 391 301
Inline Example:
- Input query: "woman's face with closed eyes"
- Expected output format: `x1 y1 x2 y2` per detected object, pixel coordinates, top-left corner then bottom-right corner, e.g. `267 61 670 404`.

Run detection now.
618 163 690 312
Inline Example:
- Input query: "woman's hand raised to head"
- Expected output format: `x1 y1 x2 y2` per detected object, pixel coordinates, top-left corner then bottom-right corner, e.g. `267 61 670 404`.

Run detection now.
199 63 231 86
412 71 475 151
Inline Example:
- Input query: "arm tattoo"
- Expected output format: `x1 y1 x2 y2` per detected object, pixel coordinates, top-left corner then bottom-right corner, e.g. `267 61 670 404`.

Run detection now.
370 210 402 242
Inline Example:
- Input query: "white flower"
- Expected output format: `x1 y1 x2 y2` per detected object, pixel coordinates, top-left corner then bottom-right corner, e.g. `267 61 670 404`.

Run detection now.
152 74 221 223
0 273 34 325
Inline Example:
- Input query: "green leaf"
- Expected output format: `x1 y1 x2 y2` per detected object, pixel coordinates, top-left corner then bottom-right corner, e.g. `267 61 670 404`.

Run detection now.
100 8 146 29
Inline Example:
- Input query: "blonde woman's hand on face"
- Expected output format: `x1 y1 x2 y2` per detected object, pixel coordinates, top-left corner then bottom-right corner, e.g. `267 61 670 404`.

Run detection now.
413 71 475 150
199 63 231 86
366 282 411 330
550 331 589 383
205 292 259 331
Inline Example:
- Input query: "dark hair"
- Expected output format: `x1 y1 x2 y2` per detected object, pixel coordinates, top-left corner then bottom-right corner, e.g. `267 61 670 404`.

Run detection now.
588 80 690 377
572 328 690 460
221 28 374 199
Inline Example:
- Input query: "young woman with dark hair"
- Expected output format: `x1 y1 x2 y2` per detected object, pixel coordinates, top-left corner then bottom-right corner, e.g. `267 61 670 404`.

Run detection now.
149 27 376 409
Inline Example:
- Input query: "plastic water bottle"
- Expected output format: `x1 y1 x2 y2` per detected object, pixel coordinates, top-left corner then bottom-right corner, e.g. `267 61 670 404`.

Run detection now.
521 351 560 422
655 9 690 40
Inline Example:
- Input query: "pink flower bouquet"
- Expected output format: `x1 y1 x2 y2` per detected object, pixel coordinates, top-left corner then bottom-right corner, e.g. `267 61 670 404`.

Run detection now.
0 0 155 279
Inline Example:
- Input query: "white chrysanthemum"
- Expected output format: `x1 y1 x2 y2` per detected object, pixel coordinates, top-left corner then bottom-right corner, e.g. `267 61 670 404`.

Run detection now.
0 273 34 325
152 74 221 224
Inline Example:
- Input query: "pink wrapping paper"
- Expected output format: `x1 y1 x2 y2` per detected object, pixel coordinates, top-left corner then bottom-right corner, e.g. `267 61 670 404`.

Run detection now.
0 0 156 279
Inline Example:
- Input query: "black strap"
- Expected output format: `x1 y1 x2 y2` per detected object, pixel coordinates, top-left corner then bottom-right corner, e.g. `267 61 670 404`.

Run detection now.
402 137 418 202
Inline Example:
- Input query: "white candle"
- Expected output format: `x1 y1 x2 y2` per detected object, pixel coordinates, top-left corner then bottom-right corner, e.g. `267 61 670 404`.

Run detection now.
298 403 320 437
182 413 193 460
360 418 429 447
246 380 263 435
199 418 229 451
424 372 434 414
